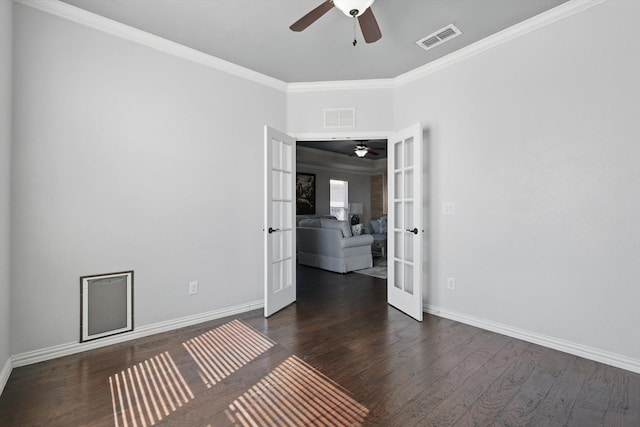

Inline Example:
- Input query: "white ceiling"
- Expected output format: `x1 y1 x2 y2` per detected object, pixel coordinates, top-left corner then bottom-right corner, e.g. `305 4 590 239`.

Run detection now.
59 0 569 83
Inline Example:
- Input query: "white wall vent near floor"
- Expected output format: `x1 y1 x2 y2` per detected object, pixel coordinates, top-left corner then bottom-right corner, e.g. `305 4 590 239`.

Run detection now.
80 271 133 342
323 108 356 128
416 24 462 51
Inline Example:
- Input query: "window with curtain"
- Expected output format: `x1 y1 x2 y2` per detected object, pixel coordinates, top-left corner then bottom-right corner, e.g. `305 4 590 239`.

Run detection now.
329 179 348 221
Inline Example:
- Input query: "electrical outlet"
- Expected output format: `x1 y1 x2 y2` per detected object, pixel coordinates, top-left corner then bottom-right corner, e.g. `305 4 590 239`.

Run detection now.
188 280 199 295
447 277 456 290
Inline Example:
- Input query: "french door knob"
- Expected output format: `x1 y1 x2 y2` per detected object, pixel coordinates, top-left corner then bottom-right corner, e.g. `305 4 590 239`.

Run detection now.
268 227 280 234
405 228 418 234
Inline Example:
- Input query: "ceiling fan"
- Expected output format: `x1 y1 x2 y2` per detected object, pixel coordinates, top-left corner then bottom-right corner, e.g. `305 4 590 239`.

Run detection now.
290 0 382 45
354 143 383 157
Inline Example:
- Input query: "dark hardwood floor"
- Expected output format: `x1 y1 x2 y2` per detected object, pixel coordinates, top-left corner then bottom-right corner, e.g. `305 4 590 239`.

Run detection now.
1 264 639 426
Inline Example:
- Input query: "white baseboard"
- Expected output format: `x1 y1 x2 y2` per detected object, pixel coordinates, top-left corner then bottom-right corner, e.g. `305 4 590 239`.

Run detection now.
0 356 11 396
11 300 264 369
424 304 640 374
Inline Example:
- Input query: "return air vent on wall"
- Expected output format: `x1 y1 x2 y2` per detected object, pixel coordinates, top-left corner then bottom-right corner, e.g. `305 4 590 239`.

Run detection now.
323 108 356 128
416 24 462 51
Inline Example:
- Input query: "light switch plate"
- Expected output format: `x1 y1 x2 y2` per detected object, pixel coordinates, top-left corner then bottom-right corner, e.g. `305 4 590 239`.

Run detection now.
188 280 199 295
443 203 455 215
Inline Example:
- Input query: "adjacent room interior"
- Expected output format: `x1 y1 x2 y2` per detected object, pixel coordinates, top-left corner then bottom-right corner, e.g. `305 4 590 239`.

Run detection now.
296 139 388 279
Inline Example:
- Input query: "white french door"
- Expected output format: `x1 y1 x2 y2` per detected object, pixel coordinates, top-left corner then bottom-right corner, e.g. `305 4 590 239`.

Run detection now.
263 126 296 317
387 123 423 321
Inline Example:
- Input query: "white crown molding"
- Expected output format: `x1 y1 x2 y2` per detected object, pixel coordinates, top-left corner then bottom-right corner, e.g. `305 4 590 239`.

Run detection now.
291 131 393 141
14 0 287 91
0 357 11 397
424 303 640 374
16 0 606 94
287 78 395 93
394 0 607 87
286 0 607 92
10 299 263 368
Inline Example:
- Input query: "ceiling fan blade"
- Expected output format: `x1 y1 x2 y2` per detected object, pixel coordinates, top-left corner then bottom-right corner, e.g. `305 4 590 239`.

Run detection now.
290 1 335 32
358 7 382 43
367 149 380 156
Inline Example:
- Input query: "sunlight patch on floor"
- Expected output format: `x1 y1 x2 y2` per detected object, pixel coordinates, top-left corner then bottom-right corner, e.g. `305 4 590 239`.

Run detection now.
225 355 369 426
183 319 276 388
109 351 194 427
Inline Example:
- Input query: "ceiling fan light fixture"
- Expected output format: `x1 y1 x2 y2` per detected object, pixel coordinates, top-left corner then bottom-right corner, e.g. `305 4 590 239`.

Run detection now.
333 0 375 17
355 148 368 157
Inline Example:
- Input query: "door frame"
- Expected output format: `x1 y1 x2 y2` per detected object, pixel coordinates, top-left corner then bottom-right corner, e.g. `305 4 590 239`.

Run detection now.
270 129 425 316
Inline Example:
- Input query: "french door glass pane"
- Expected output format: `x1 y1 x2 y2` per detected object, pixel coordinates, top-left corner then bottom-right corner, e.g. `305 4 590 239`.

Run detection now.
394 171 402 198
272 171 281 200
282 172 292 201
271 201 281 228
283 201 292 229
404 264 413 294
394 202 403 229
394 142 403 170
283 258 292 287
394 231 403 259
404 234 413 263
282 143 292 172
404 201 413 230
272 262 282 292
283 230 292 258
271 232 282 262
404 137 414 167
272 139 281 170
404 169 413 198
394 260 403 290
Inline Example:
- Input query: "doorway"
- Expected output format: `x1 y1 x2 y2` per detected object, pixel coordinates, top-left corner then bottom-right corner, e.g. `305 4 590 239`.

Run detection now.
297 140 388 282
264 124 424 321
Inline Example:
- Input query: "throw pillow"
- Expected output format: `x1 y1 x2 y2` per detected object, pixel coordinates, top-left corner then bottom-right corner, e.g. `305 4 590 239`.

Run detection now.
339 220 353 237
379 216 388 233
370 219 381 234
351 223 363 236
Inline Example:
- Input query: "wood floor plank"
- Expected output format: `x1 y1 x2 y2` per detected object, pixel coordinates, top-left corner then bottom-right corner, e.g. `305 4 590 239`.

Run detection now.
413 338 530 426
525 354 598 427
602 368 640 426
565 362 616 426
1 264 639 426
374 331 512 426
452 343 546 427
493 345 572 426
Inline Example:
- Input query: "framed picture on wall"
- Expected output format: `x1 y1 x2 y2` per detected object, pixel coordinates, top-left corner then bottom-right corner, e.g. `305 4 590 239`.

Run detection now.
296 173 316 215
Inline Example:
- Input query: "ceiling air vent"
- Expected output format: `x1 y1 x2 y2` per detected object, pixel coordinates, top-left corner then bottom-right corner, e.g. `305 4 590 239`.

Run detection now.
416 24 462 51
323 108 356 128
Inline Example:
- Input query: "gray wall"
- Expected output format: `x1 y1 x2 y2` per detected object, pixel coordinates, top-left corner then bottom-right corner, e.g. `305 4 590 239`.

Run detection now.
0 0 13 381
287 86 394 134
395 0 640 361
5 0 640 372
10 4 286 354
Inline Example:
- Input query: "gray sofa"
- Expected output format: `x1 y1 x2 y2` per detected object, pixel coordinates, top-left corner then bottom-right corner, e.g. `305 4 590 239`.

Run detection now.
297 218 374 273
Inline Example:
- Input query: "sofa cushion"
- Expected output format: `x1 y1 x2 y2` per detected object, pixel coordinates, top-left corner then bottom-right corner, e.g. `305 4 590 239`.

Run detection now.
320 218 352 237
299 218 320 228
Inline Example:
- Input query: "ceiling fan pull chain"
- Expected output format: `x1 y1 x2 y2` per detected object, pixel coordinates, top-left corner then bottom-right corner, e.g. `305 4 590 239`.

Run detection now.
352 16 358 46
